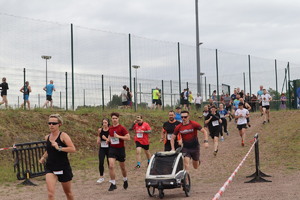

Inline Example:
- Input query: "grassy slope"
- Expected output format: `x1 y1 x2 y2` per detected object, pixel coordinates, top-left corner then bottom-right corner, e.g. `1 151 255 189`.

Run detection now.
0 108 299 184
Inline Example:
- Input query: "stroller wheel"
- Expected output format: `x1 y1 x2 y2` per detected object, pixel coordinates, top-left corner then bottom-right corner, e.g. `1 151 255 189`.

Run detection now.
183 172 191 197
147 186 156 197
159 188 164 199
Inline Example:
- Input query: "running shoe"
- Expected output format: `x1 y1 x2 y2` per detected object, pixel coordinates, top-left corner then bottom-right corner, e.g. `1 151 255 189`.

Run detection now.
96 178 105 184
220 136 224 142
226 131 229 136
123 180 128 189
213 149 218 156
248 124 251 127
263 121 266 125
108 183 117 191
134 165 141 169
241 141 245 147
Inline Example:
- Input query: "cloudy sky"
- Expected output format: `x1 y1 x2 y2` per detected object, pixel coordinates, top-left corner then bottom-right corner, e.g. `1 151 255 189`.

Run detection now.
1 0 300 64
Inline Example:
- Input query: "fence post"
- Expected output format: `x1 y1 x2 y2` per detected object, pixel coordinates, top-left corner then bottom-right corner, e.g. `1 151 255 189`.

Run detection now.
245 133 271 183
216 49 220 103
243 72 246 94
60 91 62 109
170 80 173 108
162 80 164 111
139 83 142 104
65 72 68 111
129 33 132 92
205 76 207 101
248 55 252 98
209 84 211 99
134 77 137 112
177 42 181 95
38 94 40 108
102 74 104 110
71 23 75 111
83 89 86 107
275 59 279 110
23 68 26 110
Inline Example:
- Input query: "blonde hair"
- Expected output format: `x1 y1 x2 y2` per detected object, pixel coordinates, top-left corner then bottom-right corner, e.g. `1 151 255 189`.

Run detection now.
49 114 63 125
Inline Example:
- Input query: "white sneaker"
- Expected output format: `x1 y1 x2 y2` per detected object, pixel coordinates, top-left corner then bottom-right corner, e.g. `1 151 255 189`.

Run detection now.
96 178 105 184
221 136 224 142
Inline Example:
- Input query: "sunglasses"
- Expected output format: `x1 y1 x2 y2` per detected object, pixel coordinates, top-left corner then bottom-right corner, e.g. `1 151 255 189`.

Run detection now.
48 122 59 125
181 116 188 119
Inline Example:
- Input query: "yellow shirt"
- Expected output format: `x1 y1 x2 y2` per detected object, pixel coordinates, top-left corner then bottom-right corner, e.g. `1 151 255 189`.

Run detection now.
152 89 160 100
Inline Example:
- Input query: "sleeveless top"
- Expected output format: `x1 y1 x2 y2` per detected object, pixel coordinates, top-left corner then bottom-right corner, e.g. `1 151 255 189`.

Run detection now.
46 132 70 170
100 129 110 148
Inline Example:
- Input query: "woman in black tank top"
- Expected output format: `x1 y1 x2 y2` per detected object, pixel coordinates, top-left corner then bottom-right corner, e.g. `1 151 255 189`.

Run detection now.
96 118 110 184
39 114 76 200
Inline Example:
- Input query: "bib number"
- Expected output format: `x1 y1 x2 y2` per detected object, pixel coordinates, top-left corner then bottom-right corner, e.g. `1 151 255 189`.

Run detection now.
53 170 63 175
167 134 173 140
110 137 120 145
137 132 143 138
101 141 109 148
212 120 219 126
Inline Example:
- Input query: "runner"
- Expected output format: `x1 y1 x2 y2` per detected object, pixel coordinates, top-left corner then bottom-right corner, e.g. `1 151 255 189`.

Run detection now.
160 110 181 151
218 103 230 141
260 89 272 124
171 111 209 171
42 80 56 109
130 115 152 169
205 105 222 156
96 118 110 184
174 106 182 122
235 103 250 146
239 98 252 127
121 85 128 109
20 81 32 110
199 105 210 133
257 85 264 116
0 77 9 108
39 114 76 200
222 93 232 121
107 112 130 191
183 88 190 110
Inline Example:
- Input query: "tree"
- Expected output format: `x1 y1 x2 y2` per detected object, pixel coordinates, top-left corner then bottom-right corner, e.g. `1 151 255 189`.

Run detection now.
107 94 121 108
268 87 280 100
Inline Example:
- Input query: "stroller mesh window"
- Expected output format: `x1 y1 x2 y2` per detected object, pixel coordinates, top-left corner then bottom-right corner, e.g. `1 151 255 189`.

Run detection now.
176 156 183 173
150 154 177 175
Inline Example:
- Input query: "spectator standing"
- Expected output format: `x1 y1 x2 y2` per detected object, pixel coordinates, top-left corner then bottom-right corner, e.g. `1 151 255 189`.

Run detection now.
280 93 287 110
20 81 32 110
0 77 9 108
121 85 128 109
42 80 56 109
194 93 203 111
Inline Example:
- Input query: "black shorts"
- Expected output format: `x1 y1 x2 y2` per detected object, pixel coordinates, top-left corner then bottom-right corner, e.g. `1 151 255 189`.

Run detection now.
209 128 220 139
237 124 247 130
122 101 127 105
45 166 73 182
183 99 189 105
262 105 270 110
157 99 162 105
135 141 149 150
46 95 52 101
108 147 126 162
152 99 159 105
181 145 200 161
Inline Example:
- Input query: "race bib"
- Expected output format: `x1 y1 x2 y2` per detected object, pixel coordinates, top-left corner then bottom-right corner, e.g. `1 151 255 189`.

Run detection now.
53 170 63 175
212 120 219 126
137 132 143 138
167 134 173 140
101 141 109 148
110 137 120 145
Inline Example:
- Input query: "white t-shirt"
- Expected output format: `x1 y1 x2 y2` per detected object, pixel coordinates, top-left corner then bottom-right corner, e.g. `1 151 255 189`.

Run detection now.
261 94 271 106
235 108 249 125
121 89 127 102
194 96 202 104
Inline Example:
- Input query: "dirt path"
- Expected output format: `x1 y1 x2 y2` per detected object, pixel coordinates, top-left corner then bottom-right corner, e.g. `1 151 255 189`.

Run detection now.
1 112 300 200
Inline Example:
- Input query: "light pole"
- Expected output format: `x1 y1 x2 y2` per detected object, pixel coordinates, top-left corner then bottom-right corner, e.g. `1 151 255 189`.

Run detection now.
41 55 51 86
195 0 201 95
132 65 140 110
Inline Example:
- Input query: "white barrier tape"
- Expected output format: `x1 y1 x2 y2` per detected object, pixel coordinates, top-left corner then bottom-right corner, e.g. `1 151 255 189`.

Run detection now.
0 144 16 151
212 138 257 200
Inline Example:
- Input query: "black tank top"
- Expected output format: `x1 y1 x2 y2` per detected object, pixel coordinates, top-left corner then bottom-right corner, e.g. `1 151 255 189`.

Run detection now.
100 129 109 141
46 132 70 170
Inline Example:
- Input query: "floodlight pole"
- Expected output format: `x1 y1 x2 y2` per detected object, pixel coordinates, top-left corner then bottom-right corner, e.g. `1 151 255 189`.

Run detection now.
41 55 51 86
132 65 140 110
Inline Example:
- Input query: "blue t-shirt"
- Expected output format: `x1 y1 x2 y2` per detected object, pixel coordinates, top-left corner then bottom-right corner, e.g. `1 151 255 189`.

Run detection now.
46 84 55 95
218 109 228 118
233 99 240 109
175 112 182 122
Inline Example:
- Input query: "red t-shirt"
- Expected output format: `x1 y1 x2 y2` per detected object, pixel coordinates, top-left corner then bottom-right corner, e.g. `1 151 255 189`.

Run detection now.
109 124 129 148
133 122 151 145
174 120 202 149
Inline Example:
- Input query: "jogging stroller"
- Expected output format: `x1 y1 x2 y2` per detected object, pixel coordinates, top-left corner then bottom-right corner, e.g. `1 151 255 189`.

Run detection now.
145 148 191 199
